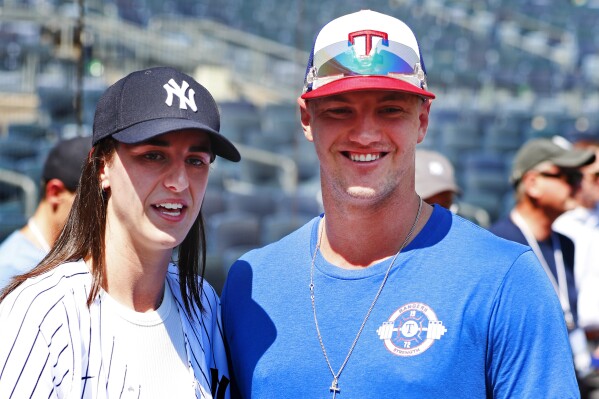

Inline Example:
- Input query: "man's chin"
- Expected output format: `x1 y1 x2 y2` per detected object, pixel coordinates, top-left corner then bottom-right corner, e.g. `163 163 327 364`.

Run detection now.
564 199 580 212
347 187 377 199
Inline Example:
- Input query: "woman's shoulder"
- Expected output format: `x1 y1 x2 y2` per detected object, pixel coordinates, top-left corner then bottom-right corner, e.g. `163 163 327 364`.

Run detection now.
0 260 91 319
166 264 221 315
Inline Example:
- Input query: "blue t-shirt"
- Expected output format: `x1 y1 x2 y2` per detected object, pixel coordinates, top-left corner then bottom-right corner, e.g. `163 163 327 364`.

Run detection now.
222 205 578 398
489 216 578 325
0 230 45 289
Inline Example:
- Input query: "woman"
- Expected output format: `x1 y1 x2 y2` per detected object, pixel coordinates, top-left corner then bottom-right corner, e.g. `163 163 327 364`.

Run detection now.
0 67 239 398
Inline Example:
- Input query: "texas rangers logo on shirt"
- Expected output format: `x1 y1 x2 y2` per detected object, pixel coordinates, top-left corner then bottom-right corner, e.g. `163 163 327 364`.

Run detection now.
376 302 447 357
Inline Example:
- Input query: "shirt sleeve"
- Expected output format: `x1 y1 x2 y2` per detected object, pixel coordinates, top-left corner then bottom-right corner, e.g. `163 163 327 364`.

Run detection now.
0 294 61 399
486 250 579 398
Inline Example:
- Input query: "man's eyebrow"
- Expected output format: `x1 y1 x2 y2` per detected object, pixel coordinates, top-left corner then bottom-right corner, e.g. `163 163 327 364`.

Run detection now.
379 92 414 102
315 94 352 103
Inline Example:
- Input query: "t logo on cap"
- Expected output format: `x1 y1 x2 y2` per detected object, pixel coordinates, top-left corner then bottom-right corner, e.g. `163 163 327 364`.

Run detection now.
349 30 388 56
164 79 198 112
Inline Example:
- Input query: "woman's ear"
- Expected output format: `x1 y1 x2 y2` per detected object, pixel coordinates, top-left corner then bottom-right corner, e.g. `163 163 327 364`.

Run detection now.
99 162 110 191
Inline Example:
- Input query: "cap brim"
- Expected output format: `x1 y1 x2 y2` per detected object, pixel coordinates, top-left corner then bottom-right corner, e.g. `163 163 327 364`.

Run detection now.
112 118 241 162
552 149 595 169
301 76 436 100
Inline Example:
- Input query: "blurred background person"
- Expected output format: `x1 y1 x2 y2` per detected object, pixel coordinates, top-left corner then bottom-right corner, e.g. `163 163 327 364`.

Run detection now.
0 135 91 289
489 136 597 395
554 130 599 373
415 149 460 210
559 128 599 228
415 148 492 227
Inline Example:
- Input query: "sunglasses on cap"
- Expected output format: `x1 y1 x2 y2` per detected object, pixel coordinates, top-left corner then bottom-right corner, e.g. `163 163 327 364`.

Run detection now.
304 37 428 93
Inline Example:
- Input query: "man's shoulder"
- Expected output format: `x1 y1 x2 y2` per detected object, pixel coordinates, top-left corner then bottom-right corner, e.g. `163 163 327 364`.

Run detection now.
432 208 525 250
438 211 532 265
241 216 317 259
487 216 524 243
0 230 30 251
0 231 46 288
224 216 317 287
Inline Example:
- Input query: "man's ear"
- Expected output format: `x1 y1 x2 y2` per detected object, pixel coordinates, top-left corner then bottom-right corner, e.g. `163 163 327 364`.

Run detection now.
521 172 542 199
45 179 67 208
417 99 432 144
298 97 314 142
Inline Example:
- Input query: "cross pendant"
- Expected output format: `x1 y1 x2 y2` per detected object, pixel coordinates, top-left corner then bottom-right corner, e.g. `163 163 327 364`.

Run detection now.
330 378 340 399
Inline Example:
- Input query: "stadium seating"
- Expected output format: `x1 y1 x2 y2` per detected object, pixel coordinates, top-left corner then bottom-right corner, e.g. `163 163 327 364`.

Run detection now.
3 0 599 286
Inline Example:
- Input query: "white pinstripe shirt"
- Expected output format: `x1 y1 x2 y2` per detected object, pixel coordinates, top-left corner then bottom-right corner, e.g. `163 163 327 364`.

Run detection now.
0 260 230 399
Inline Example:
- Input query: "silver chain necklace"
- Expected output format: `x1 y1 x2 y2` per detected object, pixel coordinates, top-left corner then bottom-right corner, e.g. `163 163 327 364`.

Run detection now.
309 196 423 398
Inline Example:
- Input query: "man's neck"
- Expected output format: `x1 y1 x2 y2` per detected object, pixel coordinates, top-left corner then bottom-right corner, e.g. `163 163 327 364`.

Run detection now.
21 205 53 251
319 195 432 269
513 202 555 241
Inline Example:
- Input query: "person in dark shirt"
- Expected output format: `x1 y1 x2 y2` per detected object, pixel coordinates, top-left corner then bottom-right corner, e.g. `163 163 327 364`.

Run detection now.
489 136 596 393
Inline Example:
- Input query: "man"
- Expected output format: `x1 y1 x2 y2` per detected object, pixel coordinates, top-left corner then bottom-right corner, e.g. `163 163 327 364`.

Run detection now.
554 132 599 332
415 149 492 227
222 10 579 398
0 135 91 288
415 149 460 209
489 136 596 384
415 149 459 209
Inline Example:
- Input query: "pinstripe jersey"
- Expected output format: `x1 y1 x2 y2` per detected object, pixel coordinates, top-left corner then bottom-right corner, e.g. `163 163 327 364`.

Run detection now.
0 260 230 399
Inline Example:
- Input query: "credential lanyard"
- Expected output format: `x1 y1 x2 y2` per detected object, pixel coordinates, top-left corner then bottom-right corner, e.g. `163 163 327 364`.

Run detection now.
27 218 51 252
511 210 574 329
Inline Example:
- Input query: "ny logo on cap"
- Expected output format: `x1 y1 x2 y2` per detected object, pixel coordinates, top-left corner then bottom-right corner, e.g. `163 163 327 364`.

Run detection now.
348 30 388 57
163 79 198 112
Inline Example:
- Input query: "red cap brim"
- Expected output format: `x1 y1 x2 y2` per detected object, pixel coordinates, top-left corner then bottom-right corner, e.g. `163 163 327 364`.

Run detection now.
301 76 436 100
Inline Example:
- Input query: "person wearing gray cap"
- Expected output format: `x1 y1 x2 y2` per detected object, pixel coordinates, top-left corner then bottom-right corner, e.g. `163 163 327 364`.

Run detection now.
415 149 460 210
555 130 599 335
0 67 237 398
489 136 596 385
0 136 91 289
415 149 493 227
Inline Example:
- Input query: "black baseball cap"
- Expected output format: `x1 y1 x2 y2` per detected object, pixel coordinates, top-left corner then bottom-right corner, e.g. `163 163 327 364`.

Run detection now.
92 67 240 162
43 136 92 192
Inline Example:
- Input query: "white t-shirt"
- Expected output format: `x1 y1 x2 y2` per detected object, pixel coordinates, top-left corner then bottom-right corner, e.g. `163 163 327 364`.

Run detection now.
100 283 193 398
554 207 599 329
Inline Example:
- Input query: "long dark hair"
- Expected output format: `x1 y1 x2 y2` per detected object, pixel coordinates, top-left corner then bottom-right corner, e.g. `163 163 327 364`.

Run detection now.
0 137 207 319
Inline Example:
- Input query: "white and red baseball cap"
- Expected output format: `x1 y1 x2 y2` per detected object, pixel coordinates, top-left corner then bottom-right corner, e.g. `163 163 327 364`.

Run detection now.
301 10 435 100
